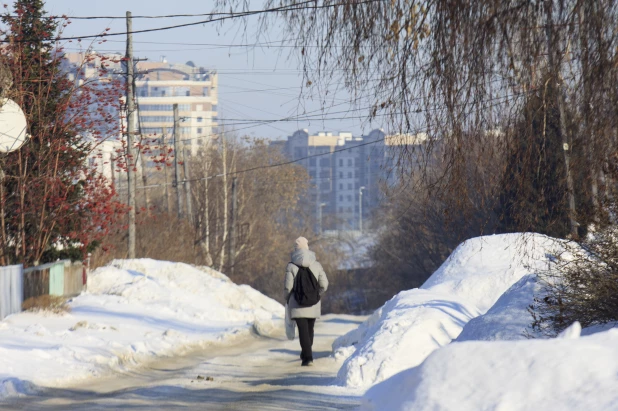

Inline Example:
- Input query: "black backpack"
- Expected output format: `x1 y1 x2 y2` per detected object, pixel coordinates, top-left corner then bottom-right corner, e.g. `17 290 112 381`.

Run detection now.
292 264 321 307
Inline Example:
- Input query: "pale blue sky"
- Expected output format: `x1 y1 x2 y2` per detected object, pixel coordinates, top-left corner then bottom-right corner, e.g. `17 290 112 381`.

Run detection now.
44 0 380 140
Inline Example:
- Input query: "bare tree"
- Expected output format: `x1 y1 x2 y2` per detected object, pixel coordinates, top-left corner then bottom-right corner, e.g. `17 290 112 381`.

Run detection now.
214 0 618 237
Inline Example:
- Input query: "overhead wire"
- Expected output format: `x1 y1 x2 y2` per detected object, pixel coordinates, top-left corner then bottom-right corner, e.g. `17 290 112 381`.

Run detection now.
125 89 531 191
2 0 387 42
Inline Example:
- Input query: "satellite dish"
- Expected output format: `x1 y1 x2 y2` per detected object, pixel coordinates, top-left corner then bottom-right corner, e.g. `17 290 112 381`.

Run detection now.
0 98 28 153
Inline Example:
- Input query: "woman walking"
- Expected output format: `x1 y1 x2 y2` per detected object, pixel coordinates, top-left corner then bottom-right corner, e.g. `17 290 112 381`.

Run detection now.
284 236 329 366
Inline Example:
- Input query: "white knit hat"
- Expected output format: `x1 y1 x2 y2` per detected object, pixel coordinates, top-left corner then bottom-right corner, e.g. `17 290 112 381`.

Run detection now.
295 236 309 250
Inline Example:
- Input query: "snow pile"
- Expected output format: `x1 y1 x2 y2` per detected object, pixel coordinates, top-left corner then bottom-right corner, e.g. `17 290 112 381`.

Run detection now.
361 324 618 411
420 233 560 312
334 233 564 388
333 289 480 388
456 274 541 341
0 259 283 399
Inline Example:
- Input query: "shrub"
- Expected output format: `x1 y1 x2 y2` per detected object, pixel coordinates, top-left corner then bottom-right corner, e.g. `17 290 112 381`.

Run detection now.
530 228 618 336
22 295 71 314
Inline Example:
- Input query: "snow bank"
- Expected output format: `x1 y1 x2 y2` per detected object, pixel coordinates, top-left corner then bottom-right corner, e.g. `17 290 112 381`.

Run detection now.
361 327 618 411
0 259 283 399
334 233 564 388
421 233 560 312
456 274 541 341
333 289 479 388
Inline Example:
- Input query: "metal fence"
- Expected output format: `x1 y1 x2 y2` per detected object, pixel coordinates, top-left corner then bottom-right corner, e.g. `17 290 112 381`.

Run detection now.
0 264 23 320
1 259 88 320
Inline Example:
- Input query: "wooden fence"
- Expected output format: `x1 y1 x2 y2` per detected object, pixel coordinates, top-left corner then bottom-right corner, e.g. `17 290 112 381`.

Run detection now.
1 259 88 320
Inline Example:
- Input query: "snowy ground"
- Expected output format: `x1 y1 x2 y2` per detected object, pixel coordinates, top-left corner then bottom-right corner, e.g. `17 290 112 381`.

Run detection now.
1 314 366 410
0 259 283 400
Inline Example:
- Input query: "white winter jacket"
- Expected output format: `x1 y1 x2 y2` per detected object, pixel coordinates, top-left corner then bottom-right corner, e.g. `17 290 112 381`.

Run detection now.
284 249 329 319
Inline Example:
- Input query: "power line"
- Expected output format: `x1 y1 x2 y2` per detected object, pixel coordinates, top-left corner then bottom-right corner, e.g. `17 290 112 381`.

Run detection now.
117 90 532 191
3 0 386 43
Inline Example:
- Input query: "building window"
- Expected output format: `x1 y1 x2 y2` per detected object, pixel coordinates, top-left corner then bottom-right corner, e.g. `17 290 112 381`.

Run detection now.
339 172 343 178
348 183 353 190
348 159 353 166
309 158 316 166
320 158 330 167
140 116 175 123
347 195 352 202
339 195 343 201
197 117 203 122
141 127 162 135
203 87 209 96
339 183 343 189
139 104 191 111
339 159 343 166
212 104 218 111
197 128 203 134
348 172 352 178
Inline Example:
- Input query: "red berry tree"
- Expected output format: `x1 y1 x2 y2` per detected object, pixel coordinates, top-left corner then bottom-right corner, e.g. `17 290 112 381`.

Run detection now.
0 0 125 266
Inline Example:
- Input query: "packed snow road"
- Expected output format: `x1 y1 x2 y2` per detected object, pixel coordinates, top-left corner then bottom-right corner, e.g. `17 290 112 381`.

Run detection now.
2 314 365 410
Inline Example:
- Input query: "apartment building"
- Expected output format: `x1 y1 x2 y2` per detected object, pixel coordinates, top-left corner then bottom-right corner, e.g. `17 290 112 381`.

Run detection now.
279 128 427 231
135 59 218 156
62 53 218 156
62 53 219 188
280 129 390 231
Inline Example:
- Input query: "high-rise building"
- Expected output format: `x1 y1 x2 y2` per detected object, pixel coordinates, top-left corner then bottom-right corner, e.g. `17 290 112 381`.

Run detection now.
278 129 426 231
278 129 384 231
135 60 218 156
62 53 219 156
61 53 219 187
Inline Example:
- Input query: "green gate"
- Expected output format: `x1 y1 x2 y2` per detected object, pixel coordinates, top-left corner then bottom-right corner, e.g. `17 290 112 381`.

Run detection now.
48 261 65 296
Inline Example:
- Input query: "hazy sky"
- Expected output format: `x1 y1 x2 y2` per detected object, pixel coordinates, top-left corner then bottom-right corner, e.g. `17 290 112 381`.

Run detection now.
45 0 380 140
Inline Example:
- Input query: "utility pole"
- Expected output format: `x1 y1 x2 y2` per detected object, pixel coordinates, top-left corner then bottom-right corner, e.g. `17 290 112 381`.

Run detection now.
125 11 136 259
162 126 171 214
229 176 238 275
173 104 183 219
183 148 193 223
359 186 365 233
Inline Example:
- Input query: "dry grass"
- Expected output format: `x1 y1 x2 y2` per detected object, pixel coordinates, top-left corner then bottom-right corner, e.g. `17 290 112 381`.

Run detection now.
22 295 71 314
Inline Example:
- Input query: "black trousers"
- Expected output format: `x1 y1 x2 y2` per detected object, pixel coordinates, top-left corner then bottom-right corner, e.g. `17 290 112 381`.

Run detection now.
295 318 316 362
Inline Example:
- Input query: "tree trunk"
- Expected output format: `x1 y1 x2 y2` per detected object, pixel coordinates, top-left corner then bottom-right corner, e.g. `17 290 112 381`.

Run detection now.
546 0 578 238
218 135 229 271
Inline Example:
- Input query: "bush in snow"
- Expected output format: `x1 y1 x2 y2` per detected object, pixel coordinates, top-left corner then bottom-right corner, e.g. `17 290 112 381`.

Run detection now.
530 229 618 336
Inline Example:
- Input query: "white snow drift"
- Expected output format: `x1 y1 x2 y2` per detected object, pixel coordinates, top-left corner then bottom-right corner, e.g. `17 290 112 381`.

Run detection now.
334 233 565 389
0 259 283 399
361 323 618 411
456 273 541 341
